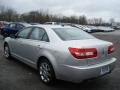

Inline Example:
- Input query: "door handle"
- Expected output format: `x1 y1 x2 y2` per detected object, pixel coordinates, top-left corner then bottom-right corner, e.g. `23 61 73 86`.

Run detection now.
37 45 40 47
37 45 41 48
37 45 42 50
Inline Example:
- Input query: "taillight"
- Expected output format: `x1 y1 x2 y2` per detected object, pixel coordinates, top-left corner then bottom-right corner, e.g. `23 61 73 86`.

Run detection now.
108 45 114 54
68 47 97 59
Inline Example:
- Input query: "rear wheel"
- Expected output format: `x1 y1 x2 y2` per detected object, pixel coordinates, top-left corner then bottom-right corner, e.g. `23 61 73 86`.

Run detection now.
4 44 11 59
38 58 56 85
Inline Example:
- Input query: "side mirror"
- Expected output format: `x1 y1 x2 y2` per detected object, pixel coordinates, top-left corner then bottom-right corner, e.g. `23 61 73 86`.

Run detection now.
10 34 17 39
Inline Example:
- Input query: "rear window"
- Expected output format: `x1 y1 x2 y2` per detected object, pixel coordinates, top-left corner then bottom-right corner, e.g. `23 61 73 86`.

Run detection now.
53 28 95 41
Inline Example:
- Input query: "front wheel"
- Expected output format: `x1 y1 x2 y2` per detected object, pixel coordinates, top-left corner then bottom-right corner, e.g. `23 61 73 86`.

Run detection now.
38 59 56 85
4 44 11 59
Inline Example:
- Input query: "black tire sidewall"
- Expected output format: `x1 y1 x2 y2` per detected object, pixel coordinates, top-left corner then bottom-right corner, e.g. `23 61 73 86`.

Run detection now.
4 44 11 59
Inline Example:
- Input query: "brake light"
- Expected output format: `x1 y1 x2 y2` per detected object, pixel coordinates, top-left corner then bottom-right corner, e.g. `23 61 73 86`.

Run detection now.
68 47 97 59
108 45 114 54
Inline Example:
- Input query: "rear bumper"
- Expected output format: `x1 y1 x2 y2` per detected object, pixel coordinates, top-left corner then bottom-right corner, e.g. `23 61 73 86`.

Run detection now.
58 58 116 83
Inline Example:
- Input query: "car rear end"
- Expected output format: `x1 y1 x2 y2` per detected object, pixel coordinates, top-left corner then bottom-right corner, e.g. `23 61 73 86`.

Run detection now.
56 39 116 83
52 27 116 83
0 21 9 35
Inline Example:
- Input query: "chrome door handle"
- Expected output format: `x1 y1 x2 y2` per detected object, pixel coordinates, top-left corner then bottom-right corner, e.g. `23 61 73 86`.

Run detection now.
37 45 41 47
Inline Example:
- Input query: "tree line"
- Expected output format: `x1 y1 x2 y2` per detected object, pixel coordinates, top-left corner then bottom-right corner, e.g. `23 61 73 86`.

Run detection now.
0 6 113 25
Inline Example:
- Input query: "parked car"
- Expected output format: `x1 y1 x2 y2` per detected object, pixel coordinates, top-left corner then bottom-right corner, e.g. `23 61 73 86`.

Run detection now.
4 25 116 85
30 23 40 25
44 22 60 25
97 26 115 32
86 25 100 32
73 24 93 33
0 21 9 34
1 22 31 37
0 21 4 32
112 26 120 30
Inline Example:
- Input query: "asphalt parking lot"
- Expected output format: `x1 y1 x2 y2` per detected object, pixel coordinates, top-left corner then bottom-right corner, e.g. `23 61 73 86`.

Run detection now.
0 31 120 90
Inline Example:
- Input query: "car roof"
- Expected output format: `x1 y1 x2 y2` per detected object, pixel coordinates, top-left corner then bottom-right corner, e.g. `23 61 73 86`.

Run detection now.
32 24 72 29
9 22 31 27
21 23 31 27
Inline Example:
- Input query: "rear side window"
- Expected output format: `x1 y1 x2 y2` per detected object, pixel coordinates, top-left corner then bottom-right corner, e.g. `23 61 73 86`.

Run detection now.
29 27 49 41
53 28 95 41
42 33 49 42
29 28 42 40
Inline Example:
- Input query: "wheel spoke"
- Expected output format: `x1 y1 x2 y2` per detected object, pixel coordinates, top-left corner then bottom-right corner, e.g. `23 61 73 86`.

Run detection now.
39 62 52 83
4 46 9 58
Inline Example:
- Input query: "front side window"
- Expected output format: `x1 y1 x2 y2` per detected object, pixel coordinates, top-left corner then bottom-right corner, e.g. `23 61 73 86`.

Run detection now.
17 27 32 39
53 27 95 41
17 24 24 30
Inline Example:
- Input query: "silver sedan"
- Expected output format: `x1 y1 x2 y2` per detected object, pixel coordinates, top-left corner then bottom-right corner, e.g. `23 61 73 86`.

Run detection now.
4 25 117 85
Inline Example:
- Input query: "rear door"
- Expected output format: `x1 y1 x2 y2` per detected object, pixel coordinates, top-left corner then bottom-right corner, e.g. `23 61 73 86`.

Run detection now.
20 27 49 63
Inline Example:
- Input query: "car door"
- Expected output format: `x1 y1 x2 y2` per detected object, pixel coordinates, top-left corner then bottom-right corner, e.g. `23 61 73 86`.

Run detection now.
10 27 33 57
20 27 49 64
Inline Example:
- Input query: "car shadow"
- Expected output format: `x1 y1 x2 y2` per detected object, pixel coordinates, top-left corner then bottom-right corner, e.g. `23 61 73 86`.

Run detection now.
52 76 110 90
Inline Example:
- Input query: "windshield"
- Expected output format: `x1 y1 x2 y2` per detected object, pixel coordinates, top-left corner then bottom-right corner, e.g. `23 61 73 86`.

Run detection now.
53 27 95 41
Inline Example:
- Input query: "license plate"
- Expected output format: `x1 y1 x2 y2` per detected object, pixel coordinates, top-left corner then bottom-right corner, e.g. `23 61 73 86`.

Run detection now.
100 66 110 75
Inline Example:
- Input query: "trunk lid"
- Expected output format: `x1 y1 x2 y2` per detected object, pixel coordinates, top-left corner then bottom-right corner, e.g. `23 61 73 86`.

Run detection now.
65 39 113 65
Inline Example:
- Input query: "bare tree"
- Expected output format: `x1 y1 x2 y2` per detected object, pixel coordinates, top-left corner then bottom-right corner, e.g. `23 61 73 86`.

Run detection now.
0 6 108 25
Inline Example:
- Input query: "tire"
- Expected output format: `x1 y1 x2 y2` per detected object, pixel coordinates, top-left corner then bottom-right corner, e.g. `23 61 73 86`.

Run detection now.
38 58 56 85
4 44 11 59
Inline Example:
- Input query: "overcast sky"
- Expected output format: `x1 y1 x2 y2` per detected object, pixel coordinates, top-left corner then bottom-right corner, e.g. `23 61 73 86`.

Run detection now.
0 0 120 21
